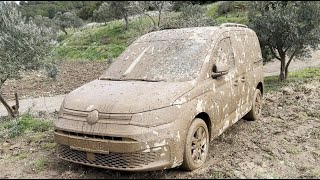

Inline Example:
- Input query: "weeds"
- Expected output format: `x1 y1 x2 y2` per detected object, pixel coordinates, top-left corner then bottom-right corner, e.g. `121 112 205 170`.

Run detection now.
264 67 320 92
33 158 52 172
0 113 53 138
52 17 155 61
209 170 232 178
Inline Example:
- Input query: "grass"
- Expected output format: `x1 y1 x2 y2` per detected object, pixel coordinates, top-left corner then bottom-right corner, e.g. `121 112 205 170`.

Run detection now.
0 113 53 138
209 170 232 178
286 146 302 155
42 142 57 150
214 12 249 25
6 151 30 163
205 1 249 25
33 158 52 172
264 67 320 92
52 2 251 61
52 16 155 61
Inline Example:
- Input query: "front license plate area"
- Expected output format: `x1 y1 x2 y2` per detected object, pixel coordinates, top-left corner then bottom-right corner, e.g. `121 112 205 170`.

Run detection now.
87 152 96 161
69 138 109 154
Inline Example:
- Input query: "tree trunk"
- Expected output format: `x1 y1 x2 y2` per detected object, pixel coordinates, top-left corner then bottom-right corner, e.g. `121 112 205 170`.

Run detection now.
124 16 129 30
0 92 19 118
284 66 289 79
279 50 286 81
144 13 157 30
280 57 286 81
157 9 162 29
284 48 298 80
62 28 68 35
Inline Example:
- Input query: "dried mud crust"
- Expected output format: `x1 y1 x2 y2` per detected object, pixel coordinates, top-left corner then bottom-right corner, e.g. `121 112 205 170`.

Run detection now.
1 61 109 101
0 80 319 179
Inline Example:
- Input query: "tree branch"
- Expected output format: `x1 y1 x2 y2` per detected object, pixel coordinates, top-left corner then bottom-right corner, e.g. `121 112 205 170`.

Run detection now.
269 46 281 60
285 47 299 70
0 75 8 90
13 92 19 115
143 12 156 28
0 93 15 117
284 45 292 53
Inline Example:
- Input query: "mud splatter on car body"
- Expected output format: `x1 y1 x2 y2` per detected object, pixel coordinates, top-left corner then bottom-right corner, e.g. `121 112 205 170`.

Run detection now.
54 23 264 171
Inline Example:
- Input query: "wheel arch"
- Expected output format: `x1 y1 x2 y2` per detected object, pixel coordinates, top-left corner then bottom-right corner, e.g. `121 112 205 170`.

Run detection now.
257 82 263 96
195 112 212 141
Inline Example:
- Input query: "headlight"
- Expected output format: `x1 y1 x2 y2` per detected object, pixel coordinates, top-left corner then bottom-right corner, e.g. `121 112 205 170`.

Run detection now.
58 99 65 118
129 105 181 127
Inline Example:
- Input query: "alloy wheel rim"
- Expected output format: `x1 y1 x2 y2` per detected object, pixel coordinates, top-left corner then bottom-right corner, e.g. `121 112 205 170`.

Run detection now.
191 126 207 164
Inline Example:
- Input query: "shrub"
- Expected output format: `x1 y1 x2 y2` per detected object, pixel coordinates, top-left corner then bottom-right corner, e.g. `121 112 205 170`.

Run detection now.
0 113 53 138
161 4 216 29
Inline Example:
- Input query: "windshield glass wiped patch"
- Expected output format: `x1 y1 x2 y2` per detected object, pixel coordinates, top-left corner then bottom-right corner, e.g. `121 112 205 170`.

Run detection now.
101 38 212 82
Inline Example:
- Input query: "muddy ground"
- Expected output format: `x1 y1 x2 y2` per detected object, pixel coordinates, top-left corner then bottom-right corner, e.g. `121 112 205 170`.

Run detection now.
0 79 319 179
1 61 109 101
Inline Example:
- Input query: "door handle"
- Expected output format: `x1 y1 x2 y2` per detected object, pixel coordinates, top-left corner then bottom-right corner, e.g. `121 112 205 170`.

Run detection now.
234 80 239 86
241 76 246 82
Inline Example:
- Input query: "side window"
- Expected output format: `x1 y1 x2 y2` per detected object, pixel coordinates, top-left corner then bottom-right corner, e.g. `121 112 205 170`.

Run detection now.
214 37 235 69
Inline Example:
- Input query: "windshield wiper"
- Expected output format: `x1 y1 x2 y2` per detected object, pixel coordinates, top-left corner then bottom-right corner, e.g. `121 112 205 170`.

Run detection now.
121 78 165 82
99 77 122 81
99 77 165 82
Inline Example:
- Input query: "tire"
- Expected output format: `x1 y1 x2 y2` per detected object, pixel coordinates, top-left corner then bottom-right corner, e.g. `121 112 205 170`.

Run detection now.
181 118 209 171
245 89 262 121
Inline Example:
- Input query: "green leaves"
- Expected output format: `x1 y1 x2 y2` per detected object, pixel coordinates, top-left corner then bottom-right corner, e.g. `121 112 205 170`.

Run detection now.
249 1 320 61
53 11 84 31
0 2 53 88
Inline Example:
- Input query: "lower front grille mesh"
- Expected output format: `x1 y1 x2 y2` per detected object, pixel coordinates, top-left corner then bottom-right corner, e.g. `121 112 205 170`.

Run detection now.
58 145 158 169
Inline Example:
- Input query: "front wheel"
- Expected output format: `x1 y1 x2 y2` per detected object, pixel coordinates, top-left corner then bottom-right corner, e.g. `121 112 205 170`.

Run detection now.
181 118 209 171
244 89 262 121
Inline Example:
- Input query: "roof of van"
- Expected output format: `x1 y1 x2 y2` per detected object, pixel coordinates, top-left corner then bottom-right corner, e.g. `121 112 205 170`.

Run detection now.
135 26 253 42
136 27 221 42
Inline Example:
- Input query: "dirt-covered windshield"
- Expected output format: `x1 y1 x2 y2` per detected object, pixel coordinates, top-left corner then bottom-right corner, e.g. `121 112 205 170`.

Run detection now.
100 38 212 82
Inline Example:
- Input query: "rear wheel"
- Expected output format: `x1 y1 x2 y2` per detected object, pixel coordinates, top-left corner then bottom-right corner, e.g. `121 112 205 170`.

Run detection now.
181 118 209 171
245 89 262 121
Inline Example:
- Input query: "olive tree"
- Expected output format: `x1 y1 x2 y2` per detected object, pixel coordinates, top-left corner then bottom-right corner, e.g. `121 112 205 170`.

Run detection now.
248 1 320 81
92 2 113 24
0 2 53 117
140 1 172 30
161 3 215 29
29 15 59 38
53 11 84 35
93 1 140 30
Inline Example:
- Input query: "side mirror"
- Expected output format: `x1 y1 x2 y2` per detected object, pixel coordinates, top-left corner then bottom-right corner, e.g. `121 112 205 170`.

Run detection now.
212 62 229 78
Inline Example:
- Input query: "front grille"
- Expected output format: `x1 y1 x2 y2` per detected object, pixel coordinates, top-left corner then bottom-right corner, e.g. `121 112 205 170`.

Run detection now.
58 145 159 169
56 130 136 142
62 108 132 124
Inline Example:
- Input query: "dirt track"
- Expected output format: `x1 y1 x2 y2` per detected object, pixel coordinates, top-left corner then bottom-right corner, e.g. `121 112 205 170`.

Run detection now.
263 50 320 76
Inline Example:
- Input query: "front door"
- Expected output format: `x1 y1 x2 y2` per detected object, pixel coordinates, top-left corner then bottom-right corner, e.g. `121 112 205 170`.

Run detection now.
211 35 242 128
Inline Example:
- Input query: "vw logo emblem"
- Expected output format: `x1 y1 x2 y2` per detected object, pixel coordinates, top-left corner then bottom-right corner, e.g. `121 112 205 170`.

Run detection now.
87 110 99 125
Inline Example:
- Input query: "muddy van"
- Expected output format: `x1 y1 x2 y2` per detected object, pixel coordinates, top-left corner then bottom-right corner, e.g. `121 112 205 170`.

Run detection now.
54 23 264 171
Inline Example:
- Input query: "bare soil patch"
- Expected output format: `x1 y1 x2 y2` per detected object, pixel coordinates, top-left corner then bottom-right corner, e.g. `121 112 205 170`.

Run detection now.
1 61 109 101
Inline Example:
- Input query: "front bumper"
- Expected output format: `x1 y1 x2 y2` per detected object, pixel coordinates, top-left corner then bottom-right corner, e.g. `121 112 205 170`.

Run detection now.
54 130 173 171
54 104 190 171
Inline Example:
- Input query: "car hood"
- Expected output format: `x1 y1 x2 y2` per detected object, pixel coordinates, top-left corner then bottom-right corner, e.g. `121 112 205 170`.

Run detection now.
63 79 193 114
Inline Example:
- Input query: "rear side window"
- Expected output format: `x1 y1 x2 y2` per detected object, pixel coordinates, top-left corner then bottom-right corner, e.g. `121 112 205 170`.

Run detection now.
214 37 235 69
239 33 262 64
